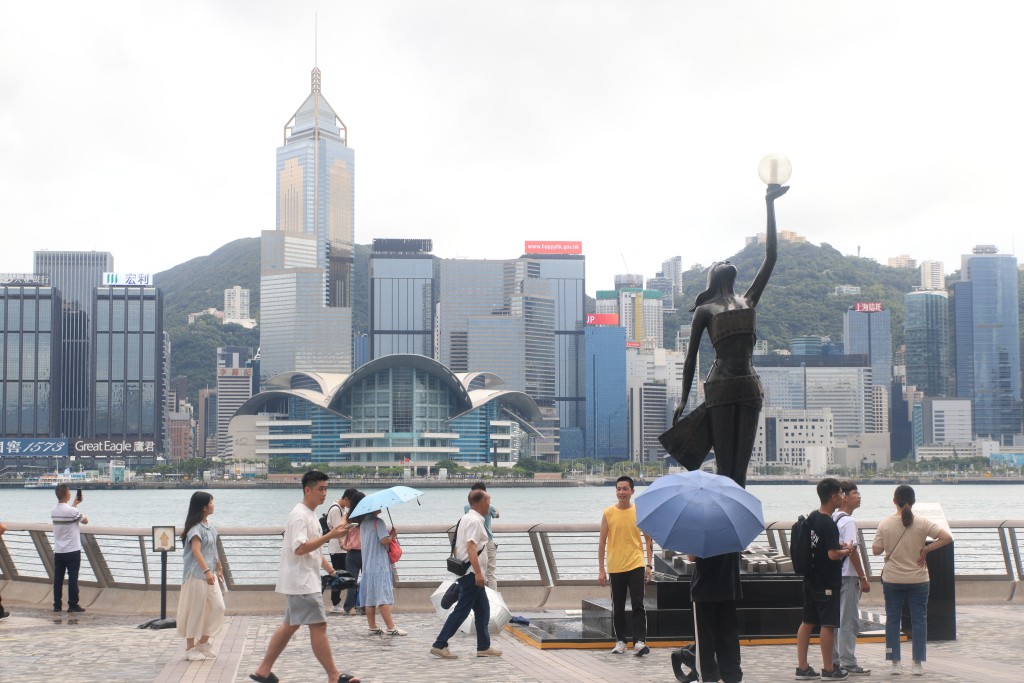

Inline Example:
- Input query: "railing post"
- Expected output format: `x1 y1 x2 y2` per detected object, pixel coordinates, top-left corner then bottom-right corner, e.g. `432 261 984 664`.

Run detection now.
216 535 234 590
138 536 151 586
0 533 18 580
29 529 56 579
527 526 553 587
81 532 113 588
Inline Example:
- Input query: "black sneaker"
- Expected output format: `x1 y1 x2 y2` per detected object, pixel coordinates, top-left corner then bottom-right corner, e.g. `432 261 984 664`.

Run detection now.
795 666 820 680
821 667 849 680
53 606 62 613
844 665 871 675
67 605 86 613
0 608 10 621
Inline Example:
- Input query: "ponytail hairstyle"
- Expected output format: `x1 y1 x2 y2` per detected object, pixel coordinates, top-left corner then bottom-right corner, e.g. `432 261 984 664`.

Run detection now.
689 261 737 312
893 484 916 528
181 491 213 543
346 491 369 524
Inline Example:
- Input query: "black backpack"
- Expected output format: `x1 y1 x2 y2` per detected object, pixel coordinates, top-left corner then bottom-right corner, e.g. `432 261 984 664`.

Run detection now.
319 503 340 535
790 512 814 575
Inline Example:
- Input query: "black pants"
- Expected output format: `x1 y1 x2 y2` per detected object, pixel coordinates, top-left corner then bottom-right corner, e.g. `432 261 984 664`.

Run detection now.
329 552 347 606
344 550 362 612
54 550 81 609
694 600 742 683
610 566 647 644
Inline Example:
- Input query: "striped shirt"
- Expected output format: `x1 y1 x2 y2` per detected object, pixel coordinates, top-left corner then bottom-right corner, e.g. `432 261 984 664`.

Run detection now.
51 502 84 553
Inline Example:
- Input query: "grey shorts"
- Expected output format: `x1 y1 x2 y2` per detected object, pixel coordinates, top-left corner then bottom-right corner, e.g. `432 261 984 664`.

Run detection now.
284 593 327 626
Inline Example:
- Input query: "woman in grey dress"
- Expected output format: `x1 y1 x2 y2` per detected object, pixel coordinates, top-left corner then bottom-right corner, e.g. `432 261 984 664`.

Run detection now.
355 509 407 636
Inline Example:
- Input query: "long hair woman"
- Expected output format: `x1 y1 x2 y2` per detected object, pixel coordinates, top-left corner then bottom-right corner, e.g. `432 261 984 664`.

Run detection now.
871 485 953 676
177 491 226 661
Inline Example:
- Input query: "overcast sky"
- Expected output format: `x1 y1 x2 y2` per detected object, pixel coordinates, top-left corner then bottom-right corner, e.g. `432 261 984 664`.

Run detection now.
2 1 1021 296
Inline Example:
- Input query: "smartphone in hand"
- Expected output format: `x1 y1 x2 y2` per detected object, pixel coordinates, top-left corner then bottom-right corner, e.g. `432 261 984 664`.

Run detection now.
76 488 84 503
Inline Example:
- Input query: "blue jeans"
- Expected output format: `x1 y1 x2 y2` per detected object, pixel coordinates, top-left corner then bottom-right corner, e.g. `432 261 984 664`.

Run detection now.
432 573 490 651
344 550 362 611
883 581 929 662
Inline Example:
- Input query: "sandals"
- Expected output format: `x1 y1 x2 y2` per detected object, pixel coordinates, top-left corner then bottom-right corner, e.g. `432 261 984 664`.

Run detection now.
249 674 279 683
339 675 361 683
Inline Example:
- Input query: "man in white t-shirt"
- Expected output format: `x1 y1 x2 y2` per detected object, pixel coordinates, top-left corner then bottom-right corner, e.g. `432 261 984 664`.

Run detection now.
249 471 362 683
832 481 871 676
51 484 88 613
430 489 502 660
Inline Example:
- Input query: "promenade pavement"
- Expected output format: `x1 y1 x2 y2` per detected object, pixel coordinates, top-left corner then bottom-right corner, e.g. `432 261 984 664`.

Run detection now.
0 604 1019 682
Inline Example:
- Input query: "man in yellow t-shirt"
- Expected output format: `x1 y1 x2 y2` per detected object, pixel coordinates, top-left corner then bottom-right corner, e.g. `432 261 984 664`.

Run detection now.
598 476 654 657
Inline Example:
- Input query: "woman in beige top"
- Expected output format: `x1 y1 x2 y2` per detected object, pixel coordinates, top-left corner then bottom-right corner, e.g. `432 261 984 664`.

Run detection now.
871 485 953 676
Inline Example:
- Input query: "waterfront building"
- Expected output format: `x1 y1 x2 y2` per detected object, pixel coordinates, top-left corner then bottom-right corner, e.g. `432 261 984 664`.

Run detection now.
627 379 667 463
231 354 543 466
0 278 62 437
92 284 164 453
584 323 628 460
919 397 973 445
843 302 892 388
952 245 1022 445
920 260 945 291
904 289 952 397
916 439 998 461
755 355 871 440
33 250 113 439
369 239 437 359
197 387 217 460
217 347 254 459
751 407 835 475
260 67 354 378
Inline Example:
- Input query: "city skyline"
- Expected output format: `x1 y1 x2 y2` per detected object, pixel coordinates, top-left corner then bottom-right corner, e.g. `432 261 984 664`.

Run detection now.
5 2 1024 297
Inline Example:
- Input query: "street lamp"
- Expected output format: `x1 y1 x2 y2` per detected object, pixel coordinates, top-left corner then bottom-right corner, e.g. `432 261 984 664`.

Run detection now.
758 153 793 187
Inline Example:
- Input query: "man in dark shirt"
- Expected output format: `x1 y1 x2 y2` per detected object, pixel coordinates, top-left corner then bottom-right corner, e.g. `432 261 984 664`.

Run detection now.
795 478 853 681
683 551 742 682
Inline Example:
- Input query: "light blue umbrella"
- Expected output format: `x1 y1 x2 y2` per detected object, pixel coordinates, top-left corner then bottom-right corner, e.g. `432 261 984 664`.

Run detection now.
634 470 764 557
349 485 424 524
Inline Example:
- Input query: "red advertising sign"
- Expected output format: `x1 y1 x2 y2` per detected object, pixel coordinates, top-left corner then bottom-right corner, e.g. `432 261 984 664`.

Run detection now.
586 313 620 325
524 240 583 255
854 302 884 312
625 341 641 348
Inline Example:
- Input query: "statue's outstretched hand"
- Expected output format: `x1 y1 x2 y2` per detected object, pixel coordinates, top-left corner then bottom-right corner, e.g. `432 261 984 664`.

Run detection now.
766 185 790 201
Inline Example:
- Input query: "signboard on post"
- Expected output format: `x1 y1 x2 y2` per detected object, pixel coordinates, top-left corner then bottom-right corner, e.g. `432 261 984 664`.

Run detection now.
524 241 583 255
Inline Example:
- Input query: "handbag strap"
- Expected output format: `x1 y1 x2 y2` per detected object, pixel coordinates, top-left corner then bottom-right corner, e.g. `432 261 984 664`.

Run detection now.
880 525 910 580
450 520 461 554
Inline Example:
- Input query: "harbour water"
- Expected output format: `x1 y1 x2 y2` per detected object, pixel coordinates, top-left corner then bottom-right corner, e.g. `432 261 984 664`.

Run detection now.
2 482 1021 528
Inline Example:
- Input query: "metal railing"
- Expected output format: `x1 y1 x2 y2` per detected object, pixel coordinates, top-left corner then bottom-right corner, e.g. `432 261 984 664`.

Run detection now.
2 520 1023 593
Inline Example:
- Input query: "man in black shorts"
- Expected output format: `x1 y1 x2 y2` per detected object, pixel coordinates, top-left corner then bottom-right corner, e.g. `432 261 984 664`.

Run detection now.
795 478 853 681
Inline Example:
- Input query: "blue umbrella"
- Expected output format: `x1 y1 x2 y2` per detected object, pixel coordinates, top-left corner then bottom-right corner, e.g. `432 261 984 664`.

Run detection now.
349 485 424 525
634 470 764 557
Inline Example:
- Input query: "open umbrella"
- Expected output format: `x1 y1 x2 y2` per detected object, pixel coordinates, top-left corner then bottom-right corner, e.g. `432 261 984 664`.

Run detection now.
634 470 764 557
349 485 423 525
429 580 511 634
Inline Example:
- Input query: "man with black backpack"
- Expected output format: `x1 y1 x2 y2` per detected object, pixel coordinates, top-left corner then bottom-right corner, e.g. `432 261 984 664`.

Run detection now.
323 488 359 614
794 478 854 681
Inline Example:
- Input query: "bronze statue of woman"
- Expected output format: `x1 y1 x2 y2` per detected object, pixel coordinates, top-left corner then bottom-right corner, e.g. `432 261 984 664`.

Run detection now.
663 171 789 488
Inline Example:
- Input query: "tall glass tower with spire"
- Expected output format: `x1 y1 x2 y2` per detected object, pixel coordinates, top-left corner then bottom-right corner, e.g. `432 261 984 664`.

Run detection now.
260 67 354 377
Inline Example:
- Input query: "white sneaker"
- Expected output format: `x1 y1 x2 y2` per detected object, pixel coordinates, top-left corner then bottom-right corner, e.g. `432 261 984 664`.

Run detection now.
911 661 924 676
329 603 344 613
197 642 218 659
185 647 207 661
890 660 903 676
611 641 626 654
633 641 651 657
385 626 407 636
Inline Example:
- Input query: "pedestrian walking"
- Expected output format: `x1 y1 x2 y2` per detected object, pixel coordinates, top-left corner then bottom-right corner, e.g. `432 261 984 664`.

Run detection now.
51 484 88 613
326 488 358 613
832 481 870 675
794 478 852 681
598 476 654 657
340 491 365 616
872 484 953 677
430 489 502 660
354 507 406 636
177 491 226 661
248 471 361 683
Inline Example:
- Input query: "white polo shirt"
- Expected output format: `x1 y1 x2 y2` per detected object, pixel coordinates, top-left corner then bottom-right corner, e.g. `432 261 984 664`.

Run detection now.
455 509 489 577
276 503 323 595
51 502 84 554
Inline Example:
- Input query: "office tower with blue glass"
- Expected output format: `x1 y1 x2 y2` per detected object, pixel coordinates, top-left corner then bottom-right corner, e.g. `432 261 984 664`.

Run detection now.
952 245 1022 445
843 302 892 388
0 276 62 437
584 323 627 459
260 67 354 377
33 250 114 439
904 289 952 397
369 239 438 359
92 284 164 452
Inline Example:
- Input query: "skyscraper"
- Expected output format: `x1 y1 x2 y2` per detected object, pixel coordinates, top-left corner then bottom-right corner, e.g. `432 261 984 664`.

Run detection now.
0 277 62 437
369 239 437 359
904 289 952 397
216 346 254 459
261 67 354 377
843 302 892 388
952 245 1022 445
919 260 945 291
584 323 628 459
34 250 114 438
92 284 163 452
